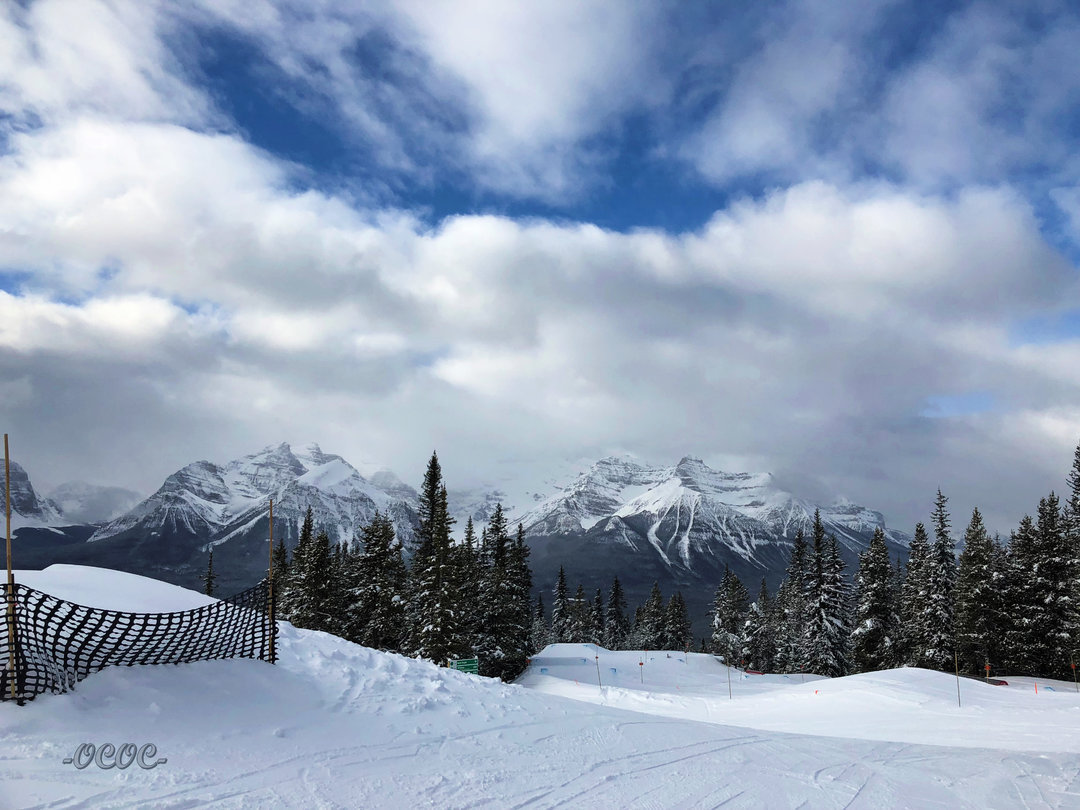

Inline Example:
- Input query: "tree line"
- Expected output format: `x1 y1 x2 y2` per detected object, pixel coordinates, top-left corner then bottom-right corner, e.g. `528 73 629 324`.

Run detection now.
706 441 1080 679
530 441 1080 682
265 452 536 681
209 441 1080 682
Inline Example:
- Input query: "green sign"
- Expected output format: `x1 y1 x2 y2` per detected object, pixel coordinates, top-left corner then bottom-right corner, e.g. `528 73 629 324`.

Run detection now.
450 657 479 674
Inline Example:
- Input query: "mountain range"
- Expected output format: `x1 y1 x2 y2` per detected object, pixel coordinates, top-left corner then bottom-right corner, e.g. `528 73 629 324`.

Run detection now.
8 443 910 638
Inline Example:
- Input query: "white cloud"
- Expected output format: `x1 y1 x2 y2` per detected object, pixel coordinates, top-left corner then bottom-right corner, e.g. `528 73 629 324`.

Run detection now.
0 0 1078 538
0 0 210 127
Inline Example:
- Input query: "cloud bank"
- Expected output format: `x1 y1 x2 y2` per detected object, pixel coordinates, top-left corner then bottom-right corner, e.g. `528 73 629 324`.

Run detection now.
1 0 1079 536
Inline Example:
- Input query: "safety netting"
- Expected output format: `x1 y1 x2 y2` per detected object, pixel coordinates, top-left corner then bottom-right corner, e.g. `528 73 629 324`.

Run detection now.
1 579 276 703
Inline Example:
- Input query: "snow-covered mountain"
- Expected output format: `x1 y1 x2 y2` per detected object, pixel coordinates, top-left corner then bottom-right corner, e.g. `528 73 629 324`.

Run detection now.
3 460 64 528
79 443 421 585
16 445 909 632
505 455 909 637
512 455 908 569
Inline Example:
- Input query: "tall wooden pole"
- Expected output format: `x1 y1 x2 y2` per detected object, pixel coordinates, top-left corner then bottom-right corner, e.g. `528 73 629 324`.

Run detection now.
5 434 17 702
267 498 275 664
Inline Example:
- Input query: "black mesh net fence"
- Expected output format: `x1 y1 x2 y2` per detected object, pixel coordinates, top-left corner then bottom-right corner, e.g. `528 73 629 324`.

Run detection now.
1 579 276 703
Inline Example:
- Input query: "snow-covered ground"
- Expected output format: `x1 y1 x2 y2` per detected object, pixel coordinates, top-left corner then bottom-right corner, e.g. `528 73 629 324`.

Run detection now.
2 567 1079 809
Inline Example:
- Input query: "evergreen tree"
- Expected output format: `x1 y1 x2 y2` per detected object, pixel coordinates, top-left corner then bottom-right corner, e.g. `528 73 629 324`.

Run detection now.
629 605 646 649
280 506 315 622
1002 514 1038 673
741 579 776 672
529 595 550 655
455 516 482 656
1064 440 1080 540
551 566 570 643
637 582 667 650
567 584 591 643
324 541 350 637
711 567 748 664
292 528 333 632
802 512 851 677
406 454 460 663
475 504 510 675
603 577 630 650
475 512 534 678
774 530 809 673
665 591 692 652
591 588 606 646
955 508 1002 674
1032 492 1076 677
348 511 408 651
271 538 289 592
851 527 895 672
922 490 956 671
502 522 534 677
201 548 217 597
900 523 932 667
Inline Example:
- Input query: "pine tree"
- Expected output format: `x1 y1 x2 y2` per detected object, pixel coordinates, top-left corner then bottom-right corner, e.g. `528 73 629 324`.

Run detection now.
1064 440 1080 540
803 512 850 677
591 588 606 646
502 522 534 677
900 523 932 667
711 567 748 664
1033 492 1076 677
851 527 894 672
955 508 1002 674
567 584 591 643
638 582 667 650
271 538 289 591
551 566 570 643
201 548 217 597
774 530 809 673
665 591 692 652
324 541 350 637
922 489 956 671
603 577 630 650
280 506 315 622
289 509 335 632
348 511 407 651
454 516 482 656
741 579 776 671
475 509 534 679
529 595 550 655
1002 514 1038 673
406 454 460 663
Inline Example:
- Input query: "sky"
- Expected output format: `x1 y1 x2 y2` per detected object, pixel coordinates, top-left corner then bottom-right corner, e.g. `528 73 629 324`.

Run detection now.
1 0 1079 536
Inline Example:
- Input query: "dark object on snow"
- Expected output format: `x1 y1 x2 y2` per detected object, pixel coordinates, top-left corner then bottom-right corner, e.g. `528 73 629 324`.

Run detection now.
1 579 276 703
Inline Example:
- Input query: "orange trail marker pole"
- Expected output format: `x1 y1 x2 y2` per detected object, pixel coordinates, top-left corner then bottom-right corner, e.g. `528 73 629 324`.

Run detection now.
985 663 991 684
1071 660 1078 694
727 659 732 701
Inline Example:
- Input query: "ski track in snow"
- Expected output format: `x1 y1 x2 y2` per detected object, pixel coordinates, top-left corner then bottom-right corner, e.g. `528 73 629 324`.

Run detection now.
3 569 1080 809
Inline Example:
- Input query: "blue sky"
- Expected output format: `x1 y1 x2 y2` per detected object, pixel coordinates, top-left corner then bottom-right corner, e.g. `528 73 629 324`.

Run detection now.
1 0 1079 534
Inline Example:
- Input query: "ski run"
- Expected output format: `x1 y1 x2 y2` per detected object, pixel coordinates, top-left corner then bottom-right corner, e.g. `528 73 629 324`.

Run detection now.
2 566 1079 809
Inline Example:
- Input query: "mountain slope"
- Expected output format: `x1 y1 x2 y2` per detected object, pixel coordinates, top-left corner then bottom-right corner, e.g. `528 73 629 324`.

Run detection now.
513 456 910 637
17 447 909 632
3 566 1075 809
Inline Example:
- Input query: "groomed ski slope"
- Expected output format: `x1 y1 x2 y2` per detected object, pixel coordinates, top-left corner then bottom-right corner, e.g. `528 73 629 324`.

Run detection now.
0 567 1077 809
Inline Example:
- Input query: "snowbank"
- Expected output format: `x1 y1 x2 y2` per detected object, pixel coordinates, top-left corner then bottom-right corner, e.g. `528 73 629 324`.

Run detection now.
1 567 1077 808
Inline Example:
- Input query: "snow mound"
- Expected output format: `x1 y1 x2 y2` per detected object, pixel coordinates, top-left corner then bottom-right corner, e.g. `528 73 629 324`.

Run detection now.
2 567 1078 809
